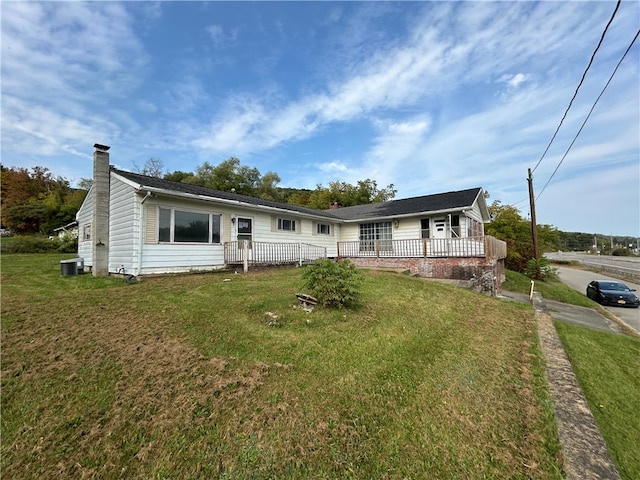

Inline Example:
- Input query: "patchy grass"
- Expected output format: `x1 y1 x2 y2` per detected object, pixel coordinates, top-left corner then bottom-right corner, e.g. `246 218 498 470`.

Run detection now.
2 254 564 479
554 322 640 480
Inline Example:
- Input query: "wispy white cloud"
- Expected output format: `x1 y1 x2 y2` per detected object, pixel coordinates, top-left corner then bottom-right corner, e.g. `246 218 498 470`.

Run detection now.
1 1 637 235
1 1 148 163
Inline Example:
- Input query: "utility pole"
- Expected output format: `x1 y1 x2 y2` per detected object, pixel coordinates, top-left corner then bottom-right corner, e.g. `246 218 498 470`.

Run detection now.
527 168 540 260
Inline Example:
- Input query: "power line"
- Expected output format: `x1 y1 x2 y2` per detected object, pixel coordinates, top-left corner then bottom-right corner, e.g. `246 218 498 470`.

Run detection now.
531 0 621 174
536 28 640 201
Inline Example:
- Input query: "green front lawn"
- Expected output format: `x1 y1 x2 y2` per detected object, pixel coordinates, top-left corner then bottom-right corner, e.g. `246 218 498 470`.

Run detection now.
2 254 564 479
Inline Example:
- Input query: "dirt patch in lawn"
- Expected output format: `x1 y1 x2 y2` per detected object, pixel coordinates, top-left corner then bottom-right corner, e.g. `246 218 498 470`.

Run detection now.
1 291 274 479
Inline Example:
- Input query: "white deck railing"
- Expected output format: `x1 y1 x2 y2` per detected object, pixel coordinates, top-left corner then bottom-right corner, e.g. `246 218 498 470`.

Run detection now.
224 241 327 266
337 236 506 259
224 236 506 270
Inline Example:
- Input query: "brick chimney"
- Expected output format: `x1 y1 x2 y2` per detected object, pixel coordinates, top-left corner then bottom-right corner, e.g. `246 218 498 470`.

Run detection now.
92 144 110 276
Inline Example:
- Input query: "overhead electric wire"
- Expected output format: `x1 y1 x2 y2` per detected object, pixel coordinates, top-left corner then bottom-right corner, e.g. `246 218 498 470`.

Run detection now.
536 28 640 201
530 0 621 174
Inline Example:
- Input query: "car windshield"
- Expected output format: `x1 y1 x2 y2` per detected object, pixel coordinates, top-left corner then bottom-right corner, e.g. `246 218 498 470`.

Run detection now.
601 282 628 291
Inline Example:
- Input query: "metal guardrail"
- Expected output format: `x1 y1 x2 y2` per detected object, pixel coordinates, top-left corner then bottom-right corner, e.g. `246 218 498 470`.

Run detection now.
547 253 640 282
579 260 640 282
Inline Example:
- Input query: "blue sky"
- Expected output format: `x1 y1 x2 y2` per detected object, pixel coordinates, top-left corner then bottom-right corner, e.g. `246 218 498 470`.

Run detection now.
2 1 639 237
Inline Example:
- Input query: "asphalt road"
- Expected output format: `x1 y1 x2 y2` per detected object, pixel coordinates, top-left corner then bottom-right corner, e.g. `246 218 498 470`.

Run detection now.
546 252 640 280
553 266 640 333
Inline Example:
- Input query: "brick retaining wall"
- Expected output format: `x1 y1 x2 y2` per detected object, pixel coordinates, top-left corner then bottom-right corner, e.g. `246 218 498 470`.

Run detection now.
344 256 505 295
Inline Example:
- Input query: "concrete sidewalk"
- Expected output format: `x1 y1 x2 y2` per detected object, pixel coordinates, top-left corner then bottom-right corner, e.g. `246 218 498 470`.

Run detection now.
500 290 624 334
500 290 621 480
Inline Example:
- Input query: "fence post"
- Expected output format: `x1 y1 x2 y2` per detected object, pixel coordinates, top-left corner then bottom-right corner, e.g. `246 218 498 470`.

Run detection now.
529 280 535 301
375 240 380 258
243 240 249 273
298 242 302 267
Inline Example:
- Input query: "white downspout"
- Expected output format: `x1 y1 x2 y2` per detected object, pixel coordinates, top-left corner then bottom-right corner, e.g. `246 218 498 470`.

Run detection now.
134 191 153 276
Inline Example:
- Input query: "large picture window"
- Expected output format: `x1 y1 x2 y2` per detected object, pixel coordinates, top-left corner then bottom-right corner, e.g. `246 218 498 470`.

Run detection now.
359 221 392 252
158 207 221 243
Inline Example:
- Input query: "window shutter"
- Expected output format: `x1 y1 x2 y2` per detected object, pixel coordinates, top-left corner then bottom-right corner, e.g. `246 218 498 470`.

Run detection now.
144 204 157 244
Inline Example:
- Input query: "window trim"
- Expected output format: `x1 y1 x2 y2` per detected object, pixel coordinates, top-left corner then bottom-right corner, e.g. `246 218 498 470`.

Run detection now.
314 222 332 236
275 216 299 233
82 223 92 242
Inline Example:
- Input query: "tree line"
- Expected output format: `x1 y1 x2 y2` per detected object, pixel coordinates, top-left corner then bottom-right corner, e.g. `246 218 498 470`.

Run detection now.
158 157 397 210
0 166 87 235
0 157 396 235
2 158 636 269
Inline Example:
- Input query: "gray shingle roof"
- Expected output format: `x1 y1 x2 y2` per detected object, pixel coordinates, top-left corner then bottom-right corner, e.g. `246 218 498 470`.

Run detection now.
114 168 483 222
113 169 341 219
324 188 484 221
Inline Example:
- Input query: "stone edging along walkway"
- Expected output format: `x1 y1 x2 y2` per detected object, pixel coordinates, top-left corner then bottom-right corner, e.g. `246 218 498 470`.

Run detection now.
531 292 621 480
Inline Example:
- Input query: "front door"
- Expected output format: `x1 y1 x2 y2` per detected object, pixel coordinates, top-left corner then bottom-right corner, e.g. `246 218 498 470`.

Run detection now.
433 218 448 239
237 217 252 248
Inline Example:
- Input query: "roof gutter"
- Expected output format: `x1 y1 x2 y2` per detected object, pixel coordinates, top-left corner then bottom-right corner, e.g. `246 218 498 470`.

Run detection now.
339 206 471 223
132 190 153 277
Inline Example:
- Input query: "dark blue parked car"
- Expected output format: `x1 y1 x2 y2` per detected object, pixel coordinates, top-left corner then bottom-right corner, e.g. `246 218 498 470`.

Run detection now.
586 280 640 308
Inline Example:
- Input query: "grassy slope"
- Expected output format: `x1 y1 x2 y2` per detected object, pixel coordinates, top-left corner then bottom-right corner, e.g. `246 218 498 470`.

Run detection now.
553 322 640 480
1 255 564 479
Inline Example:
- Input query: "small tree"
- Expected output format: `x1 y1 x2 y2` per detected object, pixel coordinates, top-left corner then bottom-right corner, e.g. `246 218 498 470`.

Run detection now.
301 259 363 308
524 257 557 281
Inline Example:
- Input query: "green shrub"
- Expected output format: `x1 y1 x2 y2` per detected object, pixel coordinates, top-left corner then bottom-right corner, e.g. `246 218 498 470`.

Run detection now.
0 235 77 254
56 235 79 253
301 259 363 308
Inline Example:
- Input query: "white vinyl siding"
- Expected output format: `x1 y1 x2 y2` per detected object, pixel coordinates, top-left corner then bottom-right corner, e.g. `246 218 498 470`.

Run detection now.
76 185 94 265
108 177 139 274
